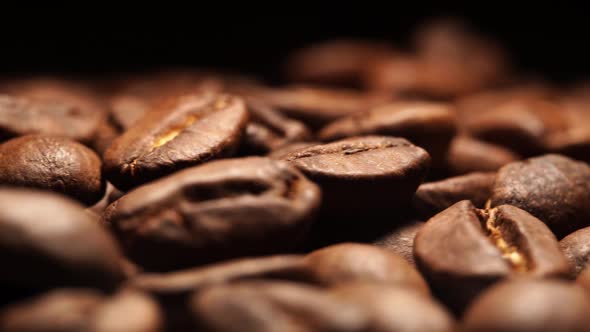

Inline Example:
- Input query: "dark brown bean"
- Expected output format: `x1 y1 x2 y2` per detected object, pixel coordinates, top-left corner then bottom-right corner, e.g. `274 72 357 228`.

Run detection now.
283 40 394 87
103 93 249 190
330 283 455 332
445 135 520 175
559 227 590 277
413 172 496 218
0 135 105 205
190 281 368 332
103 157 321 270
240 99 311 155
491 154 590 238
318 101 457 167
295 243 428 293
414 200 569 313
130 255 304 296
0 288 162 332
462 280 590 332
374 221 424 266
0 95 103 145
281 136 430 216
463 98 566 155
238 85 390 128
0 189 124 291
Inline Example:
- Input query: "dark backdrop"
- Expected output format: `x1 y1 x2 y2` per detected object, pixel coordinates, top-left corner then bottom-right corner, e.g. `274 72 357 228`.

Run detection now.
2 4 589 83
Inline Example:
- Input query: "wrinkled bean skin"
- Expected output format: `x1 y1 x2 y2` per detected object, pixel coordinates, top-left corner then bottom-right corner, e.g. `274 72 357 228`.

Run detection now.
103 157 321 271
103 93 249 191
491 154 590 238
281 136 431 216
0 135 105 205
413 171 495 218
414 200 569 313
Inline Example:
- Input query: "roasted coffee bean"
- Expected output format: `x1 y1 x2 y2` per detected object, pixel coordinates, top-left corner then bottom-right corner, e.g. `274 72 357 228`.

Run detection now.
330 283 455 332
238 85 390 128
0 189 124 291
0 95 104 144
283 40 393 87
412 19 509 97
87 183 123 216
414 200 569 313
130 255 305 331
463 98 566 155
294 243 428 293
0 135 105 205
576 266 590 290
190 281 369 332
462 280 590 332
374 221 424 266
108 94 151 131
546 98 590 164
281 136 430 216
131 255 304 296
560 227 590 277
191 281 452 332
267 141 320 159
240 99 311 155
103 157 321 270
91 119 120 156
490 154 590 238
0 288 162 332
103 93 249 190
413 172 495 218
445 136 520 175
318 101 457 167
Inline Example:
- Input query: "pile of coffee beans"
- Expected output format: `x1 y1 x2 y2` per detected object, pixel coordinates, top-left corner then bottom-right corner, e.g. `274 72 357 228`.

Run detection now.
2 19 590 332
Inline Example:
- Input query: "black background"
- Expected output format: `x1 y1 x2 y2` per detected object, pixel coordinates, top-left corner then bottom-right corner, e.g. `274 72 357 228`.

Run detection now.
2 4 589 84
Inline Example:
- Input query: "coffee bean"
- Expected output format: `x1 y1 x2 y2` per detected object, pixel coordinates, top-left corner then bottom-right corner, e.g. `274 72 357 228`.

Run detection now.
0 189 124 291
240 99 311 155
295 243 428 293
283 40 394 87
238 85 390 128
559 226 590 277
108 94 151 131
463 98 565 155
491 154 590 238
131 255 305 331
131 255 304 296
191 281 453 332
445 136 520 175
190 281 369 332
414 200 569 313
330 283 455 332
87 183 123 216
0 95 104 145
103 93 249 190
91 119 120 157
267 141 320 159
576 266 590 291
281 136 430 216
0 135 105 205
0 288 162 332
374 220 424 266
318 101 457 167
413 172 496 218
462 279 590 332
546 98 590 164
103 157 321 270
